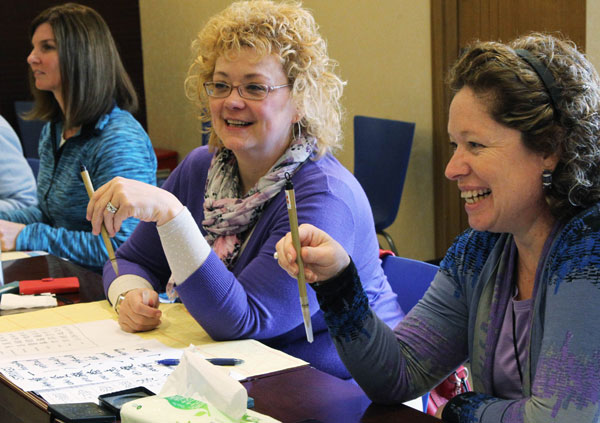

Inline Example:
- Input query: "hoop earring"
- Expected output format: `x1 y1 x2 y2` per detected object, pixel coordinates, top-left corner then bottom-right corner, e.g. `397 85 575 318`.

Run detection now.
542 169 553 191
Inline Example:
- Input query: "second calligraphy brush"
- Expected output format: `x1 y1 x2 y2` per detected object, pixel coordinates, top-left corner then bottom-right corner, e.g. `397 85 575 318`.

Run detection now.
284 172 313 343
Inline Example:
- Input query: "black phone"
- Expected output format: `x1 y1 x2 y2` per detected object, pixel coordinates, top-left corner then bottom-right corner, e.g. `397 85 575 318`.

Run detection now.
47 402 116 422
98 386 155 415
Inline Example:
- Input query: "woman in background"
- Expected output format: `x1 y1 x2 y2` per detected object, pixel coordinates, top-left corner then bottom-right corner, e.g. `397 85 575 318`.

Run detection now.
88 0 403 378
0 3 156 272
0 115 37 212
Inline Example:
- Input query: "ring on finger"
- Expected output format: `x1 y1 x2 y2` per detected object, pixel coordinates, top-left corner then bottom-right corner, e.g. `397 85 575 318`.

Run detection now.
106 201 118 214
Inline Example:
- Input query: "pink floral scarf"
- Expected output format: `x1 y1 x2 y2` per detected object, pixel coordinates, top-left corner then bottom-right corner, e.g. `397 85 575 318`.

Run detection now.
202 136 315 269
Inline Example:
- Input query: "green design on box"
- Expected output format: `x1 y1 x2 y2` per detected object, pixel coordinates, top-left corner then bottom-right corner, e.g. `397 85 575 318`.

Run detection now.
166 395 207 410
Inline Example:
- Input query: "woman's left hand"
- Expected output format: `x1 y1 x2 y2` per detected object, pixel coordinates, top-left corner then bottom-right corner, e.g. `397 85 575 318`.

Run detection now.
0 220 25 251
117 288 162 333
86 177 184 237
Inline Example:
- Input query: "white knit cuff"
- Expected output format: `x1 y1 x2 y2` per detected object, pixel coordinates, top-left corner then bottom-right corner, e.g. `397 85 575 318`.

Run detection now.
157 206 211 285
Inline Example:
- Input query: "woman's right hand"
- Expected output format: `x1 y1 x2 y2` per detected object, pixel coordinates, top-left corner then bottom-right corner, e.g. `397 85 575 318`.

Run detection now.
86 177 184 237
117 288 162 332
275 223 350 283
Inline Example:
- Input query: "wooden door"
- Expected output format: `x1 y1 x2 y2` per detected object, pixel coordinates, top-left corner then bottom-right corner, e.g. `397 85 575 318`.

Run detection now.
431 0 585 258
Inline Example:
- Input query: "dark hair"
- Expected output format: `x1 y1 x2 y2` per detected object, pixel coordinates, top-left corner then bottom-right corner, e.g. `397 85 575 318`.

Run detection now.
27 3 137 129
447 33 600 221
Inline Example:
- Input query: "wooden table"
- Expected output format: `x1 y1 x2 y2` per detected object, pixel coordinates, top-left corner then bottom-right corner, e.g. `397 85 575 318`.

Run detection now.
243 366 440 423
1 255 104 315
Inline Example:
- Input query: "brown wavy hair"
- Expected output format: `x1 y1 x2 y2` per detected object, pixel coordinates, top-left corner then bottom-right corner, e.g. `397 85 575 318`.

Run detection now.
185 0 345 158
27 3 137 129
447 33 600 221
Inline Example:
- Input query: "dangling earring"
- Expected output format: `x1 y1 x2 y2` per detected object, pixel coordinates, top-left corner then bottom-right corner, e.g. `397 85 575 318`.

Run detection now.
542 169 553 191
293 121 302 140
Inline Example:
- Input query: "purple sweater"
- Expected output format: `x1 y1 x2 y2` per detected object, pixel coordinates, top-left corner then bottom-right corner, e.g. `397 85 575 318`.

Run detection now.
104 146 403 378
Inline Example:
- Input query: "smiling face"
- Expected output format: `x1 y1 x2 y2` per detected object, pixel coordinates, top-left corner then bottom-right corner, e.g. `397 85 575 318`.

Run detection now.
445 87 558 239
27 23 62 104
208 48 298 168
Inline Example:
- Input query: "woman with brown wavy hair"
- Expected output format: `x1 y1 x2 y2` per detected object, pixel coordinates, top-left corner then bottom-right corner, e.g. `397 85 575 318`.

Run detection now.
277 33 600 421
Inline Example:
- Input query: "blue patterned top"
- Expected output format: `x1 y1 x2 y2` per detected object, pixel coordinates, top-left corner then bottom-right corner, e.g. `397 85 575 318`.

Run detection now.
316 204 600 422
0 106 156 272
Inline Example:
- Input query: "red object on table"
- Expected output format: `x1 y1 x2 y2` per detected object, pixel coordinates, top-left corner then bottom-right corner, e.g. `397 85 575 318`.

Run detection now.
19 277 80 295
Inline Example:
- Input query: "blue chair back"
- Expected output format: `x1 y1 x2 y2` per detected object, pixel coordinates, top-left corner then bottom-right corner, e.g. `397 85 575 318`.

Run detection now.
353 116 415 232
14 101 45 159
381 255 438 313
26 157 41 180
381 254 439 413
201 121 211 145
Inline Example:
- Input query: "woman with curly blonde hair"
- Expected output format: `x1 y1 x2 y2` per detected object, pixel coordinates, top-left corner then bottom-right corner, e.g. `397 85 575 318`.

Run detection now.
276 33 600 420
89 0 403 378
186 0 344 158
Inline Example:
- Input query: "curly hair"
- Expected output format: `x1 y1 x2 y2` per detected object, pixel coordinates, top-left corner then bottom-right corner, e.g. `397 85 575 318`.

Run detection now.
27 3 137 129
447 33 600 221
184 0 345 158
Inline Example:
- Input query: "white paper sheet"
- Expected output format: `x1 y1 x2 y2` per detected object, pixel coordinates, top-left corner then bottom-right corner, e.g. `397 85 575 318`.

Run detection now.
0 320 183 404
1 251 48 262
0 320 141 359
0 293 57 310
0 315 307 407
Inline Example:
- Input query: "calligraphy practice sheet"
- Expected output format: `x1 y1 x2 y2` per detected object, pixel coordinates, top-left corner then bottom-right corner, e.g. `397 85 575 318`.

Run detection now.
0 304 308 404
0 320 181 403
0 319 136 358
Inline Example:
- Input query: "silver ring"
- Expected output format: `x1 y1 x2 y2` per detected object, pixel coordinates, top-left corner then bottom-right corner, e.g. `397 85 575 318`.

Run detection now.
106 201 118 214
273 252 279 260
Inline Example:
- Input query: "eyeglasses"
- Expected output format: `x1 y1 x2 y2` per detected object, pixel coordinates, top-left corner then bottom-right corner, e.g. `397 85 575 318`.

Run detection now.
203 82 292 100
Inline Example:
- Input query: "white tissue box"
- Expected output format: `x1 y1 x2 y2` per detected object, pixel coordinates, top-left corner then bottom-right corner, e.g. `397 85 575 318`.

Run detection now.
120 394 280 423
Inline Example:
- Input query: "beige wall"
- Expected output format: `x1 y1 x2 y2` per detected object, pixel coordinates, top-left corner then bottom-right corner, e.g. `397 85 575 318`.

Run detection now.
140 0 434 260
587 0 600 69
